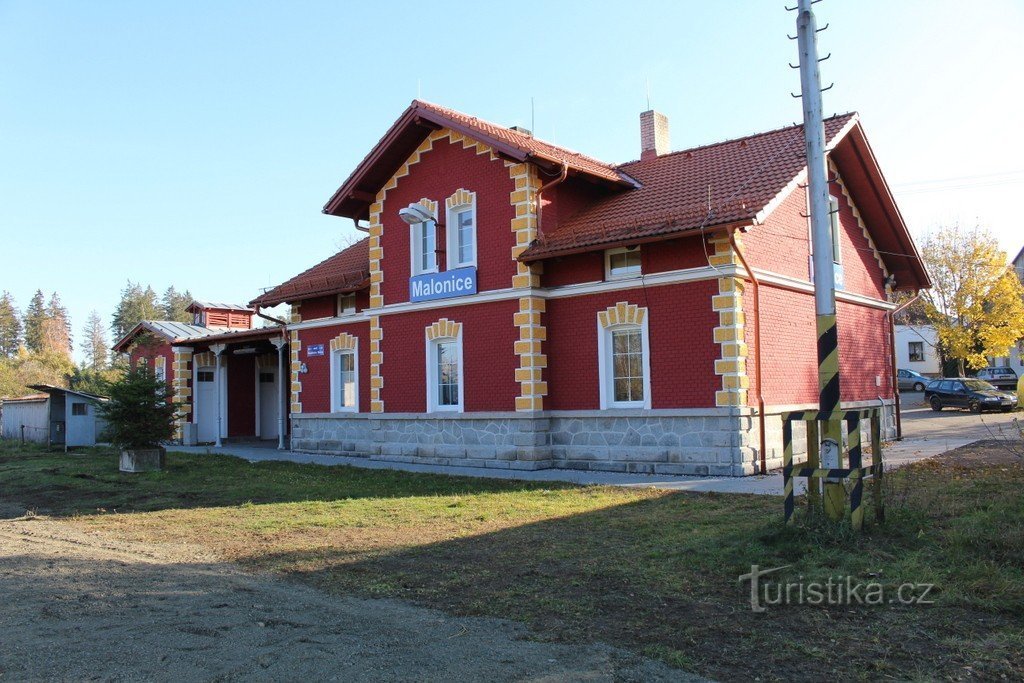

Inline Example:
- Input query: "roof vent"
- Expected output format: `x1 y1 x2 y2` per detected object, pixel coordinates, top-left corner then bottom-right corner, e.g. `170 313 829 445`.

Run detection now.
510 125 533 137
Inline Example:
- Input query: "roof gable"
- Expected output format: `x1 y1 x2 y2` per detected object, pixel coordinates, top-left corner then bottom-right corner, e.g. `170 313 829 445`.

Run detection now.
323 100 637 221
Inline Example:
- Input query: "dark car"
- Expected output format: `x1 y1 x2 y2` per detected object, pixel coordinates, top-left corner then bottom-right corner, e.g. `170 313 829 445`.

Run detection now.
897 369 929 392
924 377 1018 413
975 366 1018 390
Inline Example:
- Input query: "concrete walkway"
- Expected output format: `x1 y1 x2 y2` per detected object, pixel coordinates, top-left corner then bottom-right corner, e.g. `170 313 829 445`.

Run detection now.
173 408 1020 495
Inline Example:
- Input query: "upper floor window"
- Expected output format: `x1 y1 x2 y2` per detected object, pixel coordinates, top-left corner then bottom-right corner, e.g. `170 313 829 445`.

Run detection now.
411 219 438 276
337 293 356 315
829 195 842 264
446 190 477 269
605 246 642 280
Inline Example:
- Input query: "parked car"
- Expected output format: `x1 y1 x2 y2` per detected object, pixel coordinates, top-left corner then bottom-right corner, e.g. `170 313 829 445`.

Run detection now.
897 369 930 392
924 378 1018 413
974 366 1018 390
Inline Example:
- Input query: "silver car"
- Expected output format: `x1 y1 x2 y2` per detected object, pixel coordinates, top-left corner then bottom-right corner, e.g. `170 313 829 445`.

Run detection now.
975 366 1018 390
897 369 929 392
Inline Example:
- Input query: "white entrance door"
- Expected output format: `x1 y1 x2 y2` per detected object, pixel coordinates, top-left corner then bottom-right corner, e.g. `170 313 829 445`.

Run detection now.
195 366 218 443
258 367 279 440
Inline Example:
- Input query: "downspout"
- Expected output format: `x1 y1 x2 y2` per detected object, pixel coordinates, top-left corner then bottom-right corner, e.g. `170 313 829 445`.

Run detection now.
888 291 920 441
535 162 568 240
254 305 287 327
727 228 767 475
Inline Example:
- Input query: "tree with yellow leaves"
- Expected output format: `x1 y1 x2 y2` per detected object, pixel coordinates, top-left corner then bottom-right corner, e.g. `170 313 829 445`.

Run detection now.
921 225 1024 375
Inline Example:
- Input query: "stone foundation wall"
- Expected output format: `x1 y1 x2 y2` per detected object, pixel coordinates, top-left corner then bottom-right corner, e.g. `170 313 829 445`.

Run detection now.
289 402 895 477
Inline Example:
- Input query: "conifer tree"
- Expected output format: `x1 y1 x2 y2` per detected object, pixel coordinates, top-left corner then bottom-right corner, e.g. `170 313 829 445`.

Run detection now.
22 289 46 352
0 291 21 357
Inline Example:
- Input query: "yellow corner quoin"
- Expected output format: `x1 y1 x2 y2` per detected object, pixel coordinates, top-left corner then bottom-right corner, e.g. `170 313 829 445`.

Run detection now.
289 329 302 414
713 240 749 407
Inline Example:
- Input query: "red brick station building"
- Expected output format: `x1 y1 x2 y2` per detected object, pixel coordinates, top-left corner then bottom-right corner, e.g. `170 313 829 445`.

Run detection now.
114 101 929 476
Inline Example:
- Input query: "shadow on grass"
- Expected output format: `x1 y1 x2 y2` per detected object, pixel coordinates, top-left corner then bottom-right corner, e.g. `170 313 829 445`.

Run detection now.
0 442 580 516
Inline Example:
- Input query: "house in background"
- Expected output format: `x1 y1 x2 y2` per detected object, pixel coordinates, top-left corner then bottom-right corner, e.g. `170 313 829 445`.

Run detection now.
894 324 941 376
244 100 928 476
0 386 108 447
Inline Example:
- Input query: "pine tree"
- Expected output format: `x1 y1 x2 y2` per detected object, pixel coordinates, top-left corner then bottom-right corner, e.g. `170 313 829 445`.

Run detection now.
161 286 193 323
42 292 73 356
0 291 21 357
111 281 161 340
22 289 46 352
80 310 108 369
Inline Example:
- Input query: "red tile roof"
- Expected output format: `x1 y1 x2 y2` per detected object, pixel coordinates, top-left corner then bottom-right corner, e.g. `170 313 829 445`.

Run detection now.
521 114 858 261
413 101 637 187
250 238 370 307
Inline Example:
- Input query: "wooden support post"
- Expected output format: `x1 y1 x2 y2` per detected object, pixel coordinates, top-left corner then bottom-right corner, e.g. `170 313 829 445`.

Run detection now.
871 412 885 523
848 414 864 531
806 419 821 510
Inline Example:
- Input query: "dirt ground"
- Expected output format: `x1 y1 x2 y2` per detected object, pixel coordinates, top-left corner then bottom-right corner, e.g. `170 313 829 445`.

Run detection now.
934 439 1024 467
0 504 700 682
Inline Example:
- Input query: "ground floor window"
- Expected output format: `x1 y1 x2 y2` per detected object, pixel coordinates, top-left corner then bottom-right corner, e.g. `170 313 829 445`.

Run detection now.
597 305 651 409
331 348 358 412
427 337 462 412
908 341 924 362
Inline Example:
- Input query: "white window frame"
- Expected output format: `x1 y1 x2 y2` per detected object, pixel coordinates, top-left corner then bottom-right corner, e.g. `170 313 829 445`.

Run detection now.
410 216 438 277
604 246 642 281
330 347 359 413
597 317 652 410
829 194 842 265
337 292 356 316
426 334 464 413
446 198 477 269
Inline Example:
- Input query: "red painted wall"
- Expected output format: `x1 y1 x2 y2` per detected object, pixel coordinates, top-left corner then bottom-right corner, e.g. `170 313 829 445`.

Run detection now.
295 321 371 414
541 235 712 288
545 280 720 409
227 354 256 436
298 296 336 321
379 136 517 304
746 286 893 406
380 300 519 413
743 178 887 300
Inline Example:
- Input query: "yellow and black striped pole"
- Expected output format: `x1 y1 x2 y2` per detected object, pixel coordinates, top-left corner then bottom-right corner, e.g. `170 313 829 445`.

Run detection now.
797 0 847 522
817 314 846 521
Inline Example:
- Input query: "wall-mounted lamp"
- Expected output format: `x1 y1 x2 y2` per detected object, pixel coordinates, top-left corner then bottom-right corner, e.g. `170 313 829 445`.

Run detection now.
299 363 308 374
398 203 435 225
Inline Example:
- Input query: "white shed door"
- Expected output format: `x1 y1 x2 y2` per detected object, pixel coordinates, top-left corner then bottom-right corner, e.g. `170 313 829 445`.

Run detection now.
195 367 218 443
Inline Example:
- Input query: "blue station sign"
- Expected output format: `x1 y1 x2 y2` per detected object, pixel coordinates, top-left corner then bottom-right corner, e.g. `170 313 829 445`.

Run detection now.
409 266 477 303
306 344 325 357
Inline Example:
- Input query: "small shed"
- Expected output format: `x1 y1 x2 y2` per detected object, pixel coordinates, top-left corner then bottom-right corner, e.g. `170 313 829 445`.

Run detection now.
0 386 110 447
0 394 50 443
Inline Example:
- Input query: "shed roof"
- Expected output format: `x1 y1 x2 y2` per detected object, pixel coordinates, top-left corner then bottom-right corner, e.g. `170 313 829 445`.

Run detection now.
111 320 223 353
187 301 254 312
26 385 108 402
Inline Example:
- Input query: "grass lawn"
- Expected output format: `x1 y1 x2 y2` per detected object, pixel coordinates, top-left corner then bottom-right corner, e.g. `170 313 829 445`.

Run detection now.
1 440 1022 680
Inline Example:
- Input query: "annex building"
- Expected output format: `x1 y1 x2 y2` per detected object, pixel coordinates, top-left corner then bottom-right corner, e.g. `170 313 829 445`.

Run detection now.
118 101 929 476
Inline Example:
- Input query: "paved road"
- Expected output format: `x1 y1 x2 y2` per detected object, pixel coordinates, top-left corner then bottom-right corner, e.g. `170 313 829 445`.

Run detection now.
176 395 1021 496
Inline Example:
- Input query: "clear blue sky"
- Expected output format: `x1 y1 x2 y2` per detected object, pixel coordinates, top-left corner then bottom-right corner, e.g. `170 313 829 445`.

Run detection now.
2 0 1022 362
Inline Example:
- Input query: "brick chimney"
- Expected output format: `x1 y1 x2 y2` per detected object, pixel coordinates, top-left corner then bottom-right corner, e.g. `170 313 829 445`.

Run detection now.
640 110 670 160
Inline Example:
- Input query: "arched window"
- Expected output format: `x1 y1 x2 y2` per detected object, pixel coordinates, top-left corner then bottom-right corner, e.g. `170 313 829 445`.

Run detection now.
446 189 477 269
425 318 463 412
597 303 651 409
329 333 359 412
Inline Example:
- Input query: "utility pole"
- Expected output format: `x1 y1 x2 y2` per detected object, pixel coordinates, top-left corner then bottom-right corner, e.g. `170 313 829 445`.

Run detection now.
795 0 845 520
